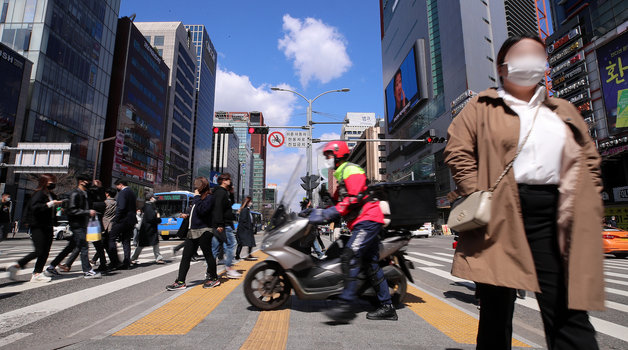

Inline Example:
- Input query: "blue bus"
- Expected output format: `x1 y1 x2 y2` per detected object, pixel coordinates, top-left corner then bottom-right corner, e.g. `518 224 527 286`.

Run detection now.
154 191 194 240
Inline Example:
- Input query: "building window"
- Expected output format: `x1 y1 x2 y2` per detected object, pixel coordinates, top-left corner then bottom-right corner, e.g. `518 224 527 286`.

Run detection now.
144 35 151 43
0 0 9 23
153 35 164 46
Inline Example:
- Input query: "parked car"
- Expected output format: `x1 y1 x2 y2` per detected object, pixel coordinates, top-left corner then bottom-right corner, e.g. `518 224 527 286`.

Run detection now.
602 225 628 259
53 218 70 240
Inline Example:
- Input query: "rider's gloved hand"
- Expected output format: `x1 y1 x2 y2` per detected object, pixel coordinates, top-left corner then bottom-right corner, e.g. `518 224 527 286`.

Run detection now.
308 207 340 225
298 208 313 218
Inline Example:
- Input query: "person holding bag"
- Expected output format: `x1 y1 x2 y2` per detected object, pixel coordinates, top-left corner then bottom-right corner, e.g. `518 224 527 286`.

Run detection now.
166 177 219 290
211 173 241 279
444 33 603 350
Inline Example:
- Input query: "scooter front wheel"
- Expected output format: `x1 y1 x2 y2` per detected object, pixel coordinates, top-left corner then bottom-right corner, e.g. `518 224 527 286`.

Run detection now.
243 261 292 310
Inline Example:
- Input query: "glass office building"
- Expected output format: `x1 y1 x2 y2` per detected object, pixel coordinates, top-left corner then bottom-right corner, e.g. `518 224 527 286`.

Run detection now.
185 24 217 180
0 0 119 205
101 17 169 199
135 22 197 188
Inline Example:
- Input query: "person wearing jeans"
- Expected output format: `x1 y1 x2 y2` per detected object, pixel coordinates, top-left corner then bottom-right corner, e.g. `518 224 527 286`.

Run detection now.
211 173 241 279
7 174 61 283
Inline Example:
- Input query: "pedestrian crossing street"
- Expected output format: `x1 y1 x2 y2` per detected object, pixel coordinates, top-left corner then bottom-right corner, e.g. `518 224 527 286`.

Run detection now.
404 247 628 344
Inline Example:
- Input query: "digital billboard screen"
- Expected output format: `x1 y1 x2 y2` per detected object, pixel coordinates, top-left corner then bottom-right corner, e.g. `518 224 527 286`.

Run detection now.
385 47 420 132
597 31 628 135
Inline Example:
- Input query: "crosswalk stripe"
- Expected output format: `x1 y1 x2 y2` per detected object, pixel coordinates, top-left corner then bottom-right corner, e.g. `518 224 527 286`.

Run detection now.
406 256 444 267
605 271 628 279
606 287 628 297
409 252 454 263
604 260 628 267
418 267 475 289
606 300 628 313
0 332 32 347
606 278 628 286
433 252 454 257
605 265 628 271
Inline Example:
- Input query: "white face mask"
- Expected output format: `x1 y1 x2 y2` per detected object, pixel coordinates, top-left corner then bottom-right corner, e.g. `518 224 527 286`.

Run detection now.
324 158 335 169
503 56 547 87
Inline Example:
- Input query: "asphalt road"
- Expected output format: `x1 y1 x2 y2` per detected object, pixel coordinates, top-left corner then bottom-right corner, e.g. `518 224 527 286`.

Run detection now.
0 232 626 349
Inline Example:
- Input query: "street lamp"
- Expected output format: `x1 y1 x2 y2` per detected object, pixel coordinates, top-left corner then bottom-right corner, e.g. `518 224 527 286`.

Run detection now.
175 172 190 190
93 136 117 182
271 87 350 199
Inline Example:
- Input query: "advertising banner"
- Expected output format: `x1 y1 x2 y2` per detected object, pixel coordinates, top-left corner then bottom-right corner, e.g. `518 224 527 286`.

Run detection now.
597 32 628 133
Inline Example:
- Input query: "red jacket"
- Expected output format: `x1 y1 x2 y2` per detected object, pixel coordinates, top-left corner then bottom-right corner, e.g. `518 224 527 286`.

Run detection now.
332 162 384 229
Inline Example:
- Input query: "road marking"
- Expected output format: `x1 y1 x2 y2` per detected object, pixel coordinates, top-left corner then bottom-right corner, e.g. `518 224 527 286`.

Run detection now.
405 285 530 347
606 300 628 313
605 271 628 279
0 250 166 290
408 252 454 263
416 265 628 341
606 278 628 286
419 267 475 289
434 252 454 257
0 255 192 334
113 252 267 336
239 308 290 350
0 332 31 347
405 255 444 267
605 265 628 271
606 286 628 297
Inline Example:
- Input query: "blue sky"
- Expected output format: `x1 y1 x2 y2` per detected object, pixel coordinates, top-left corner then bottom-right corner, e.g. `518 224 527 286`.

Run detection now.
120 0 385 201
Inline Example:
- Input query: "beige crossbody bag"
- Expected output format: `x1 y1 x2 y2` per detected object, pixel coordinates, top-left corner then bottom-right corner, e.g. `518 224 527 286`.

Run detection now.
447 104 541 232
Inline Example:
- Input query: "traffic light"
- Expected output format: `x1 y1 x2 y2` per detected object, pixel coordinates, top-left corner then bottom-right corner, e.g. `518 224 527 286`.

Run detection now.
420 129 446 144
213 126 234 134
300 175 320 192
248 126 269 134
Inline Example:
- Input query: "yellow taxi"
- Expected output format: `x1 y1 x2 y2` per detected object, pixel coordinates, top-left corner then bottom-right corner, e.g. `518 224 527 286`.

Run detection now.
602 225 628 259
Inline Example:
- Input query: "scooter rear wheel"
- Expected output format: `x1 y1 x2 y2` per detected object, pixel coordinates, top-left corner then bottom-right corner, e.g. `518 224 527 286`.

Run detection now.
243 261 292 310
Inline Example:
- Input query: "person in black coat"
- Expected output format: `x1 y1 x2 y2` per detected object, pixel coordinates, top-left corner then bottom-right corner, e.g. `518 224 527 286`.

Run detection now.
107 179 137 269
166 177 219 290
130 193 164 264
235 196 257 261
7 174 63 282
211 174 242 279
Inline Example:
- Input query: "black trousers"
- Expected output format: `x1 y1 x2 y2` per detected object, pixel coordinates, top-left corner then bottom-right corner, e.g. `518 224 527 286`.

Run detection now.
18 226 53 273
177 231 216 283
476 184 598 350
108 223 132 267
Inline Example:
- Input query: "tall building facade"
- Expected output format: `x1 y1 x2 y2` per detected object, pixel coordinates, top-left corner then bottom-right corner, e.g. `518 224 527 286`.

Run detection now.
185 24 217 179
0 41 32 195
135 22 197 189
346 120 387 183
341 112 376 149
546 0 628 226
249 111 266 211
379 0 537 223
213 111 253 198
101 17 169 200
0 0 119 207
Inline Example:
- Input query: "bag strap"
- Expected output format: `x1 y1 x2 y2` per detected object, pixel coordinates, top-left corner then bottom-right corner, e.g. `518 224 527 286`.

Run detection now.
488 104 542 192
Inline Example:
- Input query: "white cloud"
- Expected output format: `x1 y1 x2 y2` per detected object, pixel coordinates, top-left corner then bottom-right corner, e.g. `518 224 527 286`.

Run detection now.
278 14 352 87
214 67 297 126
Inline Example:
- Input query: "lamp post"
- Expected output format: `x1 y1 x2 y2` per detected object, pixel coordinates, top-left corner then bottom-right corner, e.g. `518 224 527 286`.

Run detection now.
175 172 190 190
93 136 117 182
270 87 350 199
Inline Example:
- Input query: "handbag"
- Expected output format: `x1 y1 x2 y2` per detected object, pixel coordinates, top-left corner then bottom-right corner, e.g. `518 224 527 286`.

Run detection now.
86 216 102 242
447 104 541 232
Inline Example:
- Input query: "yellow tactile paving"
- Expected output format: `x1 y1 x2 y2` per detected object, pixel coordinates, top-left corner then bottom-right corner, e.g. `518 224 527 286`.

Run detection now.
405 285 530 347
113 252 268 336
239 308 290 350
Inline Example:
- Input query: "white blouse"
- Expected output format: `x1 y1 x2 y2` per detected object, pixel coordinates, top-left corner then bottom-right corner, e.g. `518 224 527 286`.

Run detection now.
497 86 566 185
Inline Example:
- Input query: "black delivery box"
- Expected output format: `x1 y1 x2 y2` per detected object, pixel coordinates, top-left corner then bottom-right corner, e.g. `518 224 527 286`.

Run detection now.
367 181 437 230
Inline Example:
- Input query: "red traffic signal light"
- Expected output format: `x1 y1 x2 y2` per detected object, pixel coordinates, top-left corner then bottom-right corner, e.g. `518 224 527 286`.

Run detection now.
213 126 234 134
248 126 269 134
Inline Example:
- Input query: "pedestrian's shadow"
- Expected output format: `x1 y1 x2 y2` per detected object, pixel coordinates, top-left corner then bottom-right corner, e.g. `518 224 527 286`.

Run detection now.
443 290 477 306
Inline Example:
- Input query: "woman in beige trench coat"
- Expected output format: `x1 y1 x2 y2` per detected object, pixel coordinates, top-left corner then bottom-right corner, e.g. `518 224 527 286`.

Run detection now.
444 33 604 350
